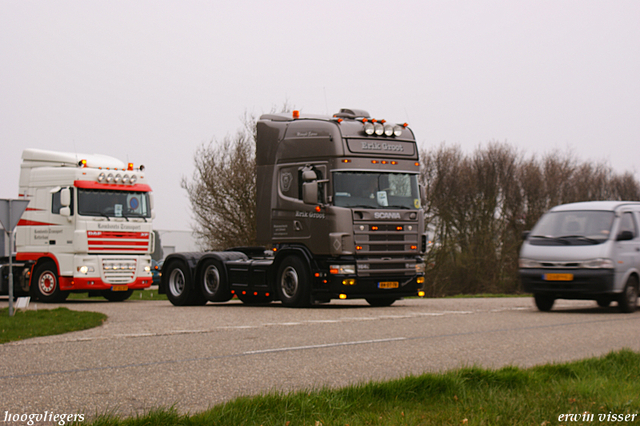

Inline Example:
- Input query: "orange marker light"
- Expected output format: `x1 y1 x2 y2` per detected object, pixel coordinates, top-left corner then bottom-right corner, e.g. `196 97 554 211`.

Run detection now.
293 110 300 119
128 163 134 171
315 205 322 213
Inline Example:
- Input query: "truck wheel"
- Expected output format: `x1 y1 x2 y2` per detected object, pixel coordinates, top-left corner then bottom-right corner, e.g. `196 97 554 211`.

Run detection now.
165 261 206 306
31 262 68 303
199 259 232 302
534 293 554 312
366 297 397 307
101 289 134 302
618 276 638 313
276 256 311 307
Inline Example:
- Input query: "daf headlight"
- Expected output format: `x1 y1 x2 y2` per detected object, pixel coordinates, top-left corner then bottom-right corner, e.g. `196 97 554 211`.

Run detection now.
580 258 614 269
144 265 151 273
519 258 540 268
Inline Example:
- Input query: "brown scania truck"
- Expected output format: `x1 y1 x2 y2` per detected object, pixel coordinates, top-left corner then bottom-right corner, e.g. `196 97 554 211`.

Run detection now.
160 108 427 307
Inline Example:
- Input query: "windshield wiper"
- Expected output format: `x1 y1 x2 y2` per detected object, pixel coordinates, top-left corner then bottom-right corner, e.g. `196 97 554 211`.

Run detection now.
99 212 110 221
386 205 412 210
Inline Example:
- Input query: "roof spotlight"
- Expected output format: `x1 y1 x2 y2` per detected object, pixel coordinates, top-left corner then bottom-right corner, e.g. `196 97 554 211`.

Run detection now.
364 122 375 135
374 122 384 136
384 124 394 137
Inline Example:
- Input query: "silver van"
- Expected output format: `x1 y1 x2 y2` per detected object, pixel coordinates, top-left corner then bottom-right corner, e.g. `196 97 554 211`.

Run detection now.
519 201 640 313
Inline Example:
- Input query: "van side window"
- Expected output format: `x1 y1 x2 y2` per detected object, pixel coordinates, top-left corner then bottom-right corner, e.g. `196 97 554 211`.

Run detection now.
51 188 74 215
619 212 637 238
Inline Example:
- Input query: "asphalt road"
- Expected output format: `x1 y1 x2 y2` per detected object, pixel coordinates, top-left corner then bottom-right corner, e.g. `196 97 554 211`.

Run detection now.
1 296 640 419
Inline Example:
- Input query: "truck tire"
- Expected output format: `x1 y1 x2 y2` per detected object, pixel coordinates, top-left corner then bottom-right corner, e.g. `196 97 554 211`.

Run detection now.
199 259 232 302
534 293 554 312
618 276 638 313
165 261 206 306
276 256 311 307
31 262 68 303
101 289 134 302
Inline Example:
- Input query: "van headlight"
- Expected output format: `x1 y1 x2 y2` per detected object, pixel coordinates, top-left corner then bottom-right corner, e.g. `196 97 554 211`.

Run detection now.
519 258 540 268
580 258 614 269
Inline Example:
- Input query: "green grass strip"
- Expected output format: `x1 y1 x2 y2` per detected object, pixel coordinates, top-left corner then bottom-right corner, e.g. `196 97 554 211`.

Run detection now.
67 289 167 301
0 307 106 344
82 349 640 425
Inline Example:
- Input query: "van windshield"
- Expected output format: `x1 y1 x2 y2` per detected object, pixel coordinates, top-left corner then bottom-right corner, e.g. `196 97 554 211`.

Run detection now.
333 172 420 209
529 210 614 245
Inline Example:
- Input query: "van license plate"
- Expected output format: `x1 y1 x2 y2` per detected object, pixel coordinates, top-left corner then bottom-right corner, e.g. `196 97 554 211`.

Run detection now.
111 285 129 291
378 281 399 289
543 274 573 281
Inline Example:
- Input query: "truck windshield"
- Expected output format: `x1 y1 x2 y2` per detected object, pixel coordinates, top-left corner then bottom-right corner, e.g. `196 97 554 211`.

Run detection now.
333 172 420 209
77 188 152 219
529 210 614 245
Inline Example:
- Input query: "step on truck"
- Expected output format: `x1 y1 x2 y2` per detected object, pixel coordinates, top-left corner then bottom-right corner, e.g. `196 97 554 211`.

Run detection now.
0 149 154 302
160 108 427 307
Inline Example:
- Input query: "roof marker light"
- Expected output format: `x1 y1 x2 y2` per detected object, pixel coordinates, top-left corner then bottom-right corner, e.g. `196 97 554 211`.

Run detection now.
293 110 300 119
128 163 134 171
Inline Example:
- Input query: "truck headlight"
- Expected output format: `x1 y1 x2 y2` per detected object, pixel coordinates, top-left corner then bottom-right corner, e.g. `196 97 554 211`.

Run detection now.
330 264 356 274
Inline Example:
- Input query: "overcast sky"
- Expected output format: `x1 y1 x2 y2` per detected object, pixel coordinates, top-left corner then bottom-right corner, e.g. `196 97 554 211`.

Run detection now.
1 0 639 232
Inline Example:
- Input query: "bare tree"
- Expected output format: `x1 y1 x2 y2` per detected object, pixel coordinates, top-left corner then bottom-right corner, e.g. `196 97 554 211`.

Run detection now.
182 117 257 250
182 105 292 250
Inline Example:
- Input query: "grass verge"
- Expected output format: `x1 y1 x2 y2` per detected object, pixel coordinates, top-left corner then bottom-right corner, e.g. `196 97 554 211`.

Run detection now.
0 307 106 344
67 288 167 301
83 349 640 425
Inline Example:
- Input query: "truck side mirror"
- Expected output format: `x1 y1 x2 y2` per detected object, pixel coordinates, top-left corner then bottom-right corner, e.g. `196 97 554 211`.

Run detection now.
60 188 71 207
302 181 318 204
60 207 71 218
302 170 317 181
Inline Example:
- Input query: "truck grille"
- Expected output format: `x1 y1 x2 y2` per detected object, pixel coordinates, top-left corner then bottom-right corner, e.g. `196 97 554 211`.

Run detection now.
353 222 419 276
102 258 137 284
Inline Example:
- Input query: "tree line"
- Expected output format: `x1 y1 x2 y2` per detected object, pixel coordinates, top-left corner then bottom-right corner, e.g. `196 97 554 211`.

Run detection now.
182 121 640 295
420 142 640 296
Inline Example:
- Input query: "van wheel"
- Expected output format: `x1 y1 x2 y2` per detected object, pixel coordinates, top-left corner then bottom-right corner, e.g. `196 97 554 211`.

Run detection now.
199 259 232 302
534 294 554 312
276 256 311 307
164 261 206 306
618 276 638 313
31 262 68 303
102 289 134 302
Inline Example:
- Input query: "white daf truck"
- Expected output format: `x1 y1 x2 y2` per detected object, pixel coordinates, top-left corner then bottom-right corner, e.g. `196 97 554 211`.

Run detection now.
0 149 154 302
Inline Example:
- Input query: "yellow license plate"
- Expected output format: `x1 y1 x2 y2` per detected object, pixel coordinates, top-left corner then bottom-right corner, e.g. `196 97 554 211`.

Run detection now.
543 274 573 281
378 281 399 289
111 285 129 291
